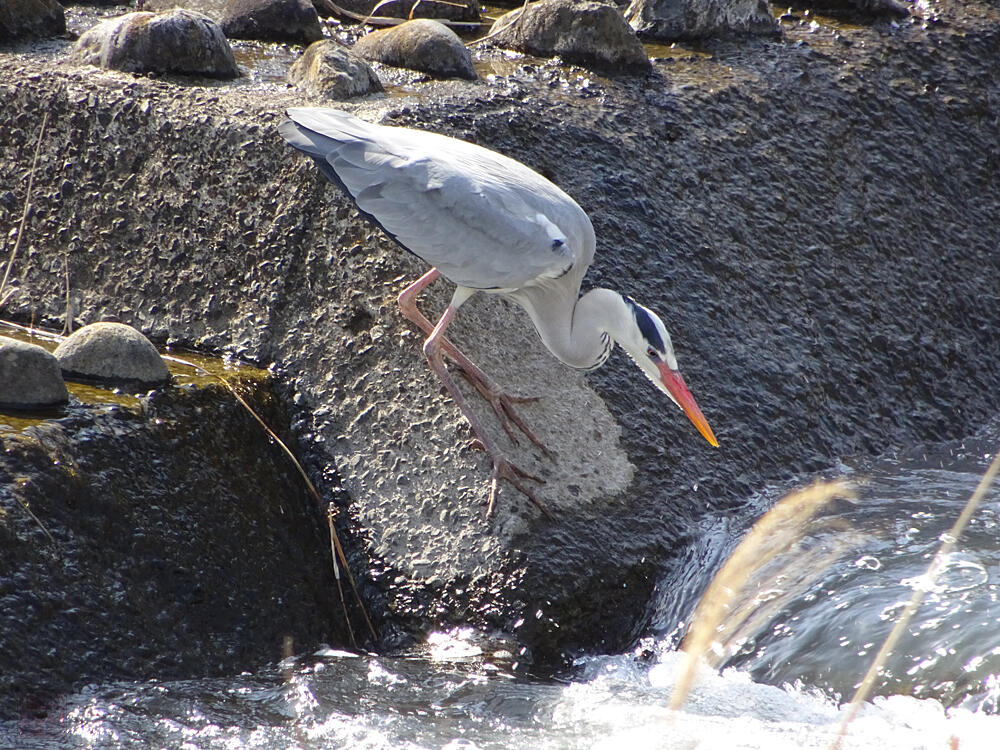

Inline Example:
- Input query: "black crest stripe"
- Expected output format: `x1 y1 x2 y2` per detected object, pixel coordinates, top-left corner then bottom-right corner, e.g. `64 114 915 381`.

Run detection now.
624 297 664 352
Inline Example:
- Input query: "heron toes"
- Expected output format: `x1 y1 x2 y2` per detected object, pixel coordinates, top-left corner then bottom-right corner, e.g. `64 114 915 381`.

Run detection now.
467 439 550 518
487 458 552 520
457 367 552 457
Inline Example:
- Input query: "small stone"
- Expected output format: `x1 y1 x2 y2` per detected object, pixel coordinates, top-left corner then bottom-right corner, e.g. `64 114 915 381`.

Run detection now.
353 19 478 81
71 10 239 79
219 0 323 44
0 337 69 409
488 0 650 75
0 0 66 40
54 323 170 386
288 39 383 99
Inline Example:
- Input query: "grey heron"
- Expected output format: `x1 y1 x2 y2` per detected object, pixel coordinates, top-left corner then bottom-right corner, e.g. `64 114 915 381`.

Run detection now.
279 108 718 515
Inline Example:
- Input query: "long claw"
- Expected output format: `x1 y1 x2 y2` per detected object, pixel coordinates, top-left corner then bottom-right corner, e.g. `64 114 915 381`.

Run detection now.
487 459 551 519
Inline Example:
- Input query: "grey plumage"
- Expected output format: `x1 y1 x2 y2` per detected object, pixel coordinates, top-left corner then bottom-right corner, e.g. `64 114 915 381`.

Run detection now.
279 108 594 294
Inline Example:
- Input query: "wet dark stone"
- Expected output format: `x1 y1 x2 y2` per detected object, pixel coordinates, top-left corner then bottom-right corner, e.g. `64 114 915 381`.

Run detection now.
353 19 477 80
0 384 352 719
0 0 65 40
624 0 779 42
219 0 323 44
802 0 909 18
316 0 481 22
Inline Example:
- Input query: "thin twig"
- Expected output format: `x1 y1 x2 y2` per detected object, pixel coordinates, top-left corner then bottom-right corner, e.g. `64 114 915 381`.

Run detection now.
316 0 486 28
17 495 57 546
0 317 63 343
466 0 529 47
831 448 1000 750
0 112 49 310
328 503 358 649
61 246 73 336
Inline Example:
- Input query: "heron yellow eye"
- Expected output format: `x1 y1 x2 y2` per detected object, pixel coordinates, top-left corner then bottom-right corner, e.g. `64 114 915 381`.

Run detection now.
646 347 658 360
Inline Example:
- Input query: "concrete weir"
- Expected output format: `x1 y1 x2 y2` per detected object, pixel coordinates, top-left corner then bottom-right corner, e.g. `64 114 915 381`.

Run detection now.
1 0 999 711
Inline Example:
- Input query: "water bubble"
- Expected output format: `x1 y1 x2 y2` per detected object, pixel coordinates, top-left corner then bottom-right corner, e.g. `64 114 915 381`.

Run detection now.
855 555 881 570
936 557 988 593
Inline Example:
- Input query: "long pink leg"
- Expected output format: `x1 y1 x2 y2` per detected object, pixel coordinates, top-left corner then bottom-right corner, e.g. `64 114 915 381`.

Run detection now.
422 303 551 518
397 270 550 456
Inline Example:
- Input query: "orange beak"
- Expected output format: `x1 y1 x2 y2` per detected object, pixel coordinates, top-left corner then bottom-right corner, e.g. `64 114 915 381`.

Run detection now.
657 363 719 447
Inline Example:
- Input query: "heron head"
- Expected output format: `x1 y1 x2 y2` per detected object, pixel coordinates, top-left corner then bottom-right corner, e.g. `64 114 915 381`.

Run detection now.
618 297 718 447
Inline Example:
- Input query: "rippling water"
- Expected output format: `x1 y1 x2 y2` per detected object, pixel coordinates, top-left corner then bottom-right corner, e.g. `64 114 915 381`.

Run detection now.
723 443 1000 714
4 425 999 749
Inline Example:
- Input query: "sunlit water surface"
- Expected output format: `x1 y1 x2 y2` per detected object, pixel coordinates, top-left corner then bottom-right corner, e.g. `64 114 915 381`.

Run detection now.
3 420 999 749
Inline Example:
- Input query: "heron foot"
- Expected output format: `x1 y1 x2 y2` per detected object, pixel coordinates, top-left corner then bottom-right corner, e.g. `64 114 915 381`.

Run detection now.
477 449 551 519
458 367 552 458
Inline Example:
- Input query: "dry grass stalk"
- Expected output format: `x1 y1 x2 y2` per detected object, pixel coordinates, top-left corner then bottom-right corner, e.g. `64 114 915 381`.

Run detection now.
716 526 865 661
0 112 49 312
670 479 856 711
466 0 530 46
831 449 1000 750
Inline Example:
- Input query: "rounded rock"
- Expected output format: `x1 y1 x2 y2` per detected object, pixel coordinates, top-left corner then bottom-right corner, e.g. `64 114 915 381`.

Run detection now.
0 0 66 40
220 0 323 44
488 0 650 75
71 9 239 79
353 19 478 81
0 337 69 410
288 39 383 99
624 0 779 42
141 0 231 18
319 0 480 22
54 323 170 386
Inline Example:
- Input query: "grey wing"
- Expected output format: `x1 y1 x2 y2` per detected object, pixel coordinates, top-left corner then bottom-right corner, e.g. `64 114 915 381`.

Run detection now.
279 109 588 290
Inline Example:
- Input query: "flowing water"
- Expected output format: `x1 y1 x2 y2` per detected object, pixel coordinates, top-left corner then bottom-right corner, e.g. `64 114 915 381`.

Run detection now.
4 420 999 749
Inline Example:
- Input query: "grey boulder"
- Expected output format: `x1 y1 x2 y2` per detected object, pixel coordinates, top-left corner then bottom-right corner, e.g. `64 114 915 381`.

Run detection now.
54 322 170 386
353 19 478 81
288 39 384 99
488 0 650 75
71 10 239 78
0 337 69 410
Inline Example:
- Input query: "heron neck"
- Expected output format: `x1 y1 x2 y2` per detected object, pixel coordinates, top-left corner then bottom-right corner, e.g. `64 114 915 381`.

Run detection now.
515 287 628 371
